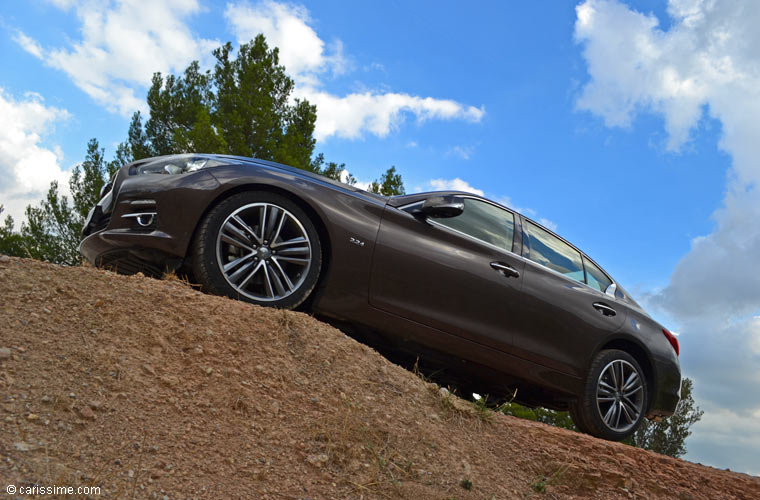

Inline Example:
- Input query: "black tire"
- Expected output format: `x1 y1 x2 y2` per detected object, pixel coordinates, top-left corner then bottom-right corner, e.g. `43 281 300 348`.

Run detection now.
191 191 322 309
570 349 648 441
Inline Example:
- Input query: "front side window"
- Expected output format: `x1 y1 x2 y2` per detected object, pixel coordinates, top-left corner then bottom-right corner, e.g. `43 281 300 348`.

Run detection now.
524 221 584 283
433 198 515 252
584 257 613 292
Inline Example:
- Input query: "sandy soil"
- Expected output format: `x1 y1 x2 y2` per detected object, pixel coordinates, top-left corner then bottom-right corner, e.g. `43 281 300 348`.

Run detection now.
1 256 758 499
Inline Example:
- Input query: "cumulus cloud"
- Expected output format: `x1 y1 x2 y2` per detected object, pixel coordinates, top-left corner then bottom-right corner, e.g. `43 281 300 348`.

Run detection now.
16 0 218 116
575 0 760 473
225 0 346 83
225 1 484 141
0 88 71 223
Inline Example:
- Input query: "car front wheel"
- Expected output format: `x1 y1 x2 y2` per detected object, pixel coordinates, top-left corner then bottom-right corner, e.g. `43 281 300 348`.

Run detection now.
570 349 647 441
191 191 322 309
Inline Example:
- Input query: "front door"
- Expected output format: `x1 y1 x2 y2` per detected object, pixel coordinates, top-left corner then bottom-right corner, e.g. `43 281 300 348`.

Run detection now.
369 196 525 353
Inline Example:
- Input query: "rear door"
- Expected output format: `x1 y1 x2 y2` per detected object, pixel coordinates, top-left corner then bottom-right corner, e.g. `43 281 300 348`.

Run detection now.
369 196 525 352
514 218 626 377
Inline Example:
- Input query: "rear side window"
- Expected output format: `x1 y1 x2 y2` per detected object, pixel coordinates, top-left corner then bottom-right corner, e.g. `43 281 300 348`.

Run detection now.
524 221 584 283
584 257 613 292
434 198 515 252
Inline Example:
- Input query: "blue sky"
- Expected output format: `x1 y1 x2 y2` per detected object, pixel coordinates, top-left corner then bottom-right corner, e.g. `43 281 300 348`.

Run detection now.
2 0 758 476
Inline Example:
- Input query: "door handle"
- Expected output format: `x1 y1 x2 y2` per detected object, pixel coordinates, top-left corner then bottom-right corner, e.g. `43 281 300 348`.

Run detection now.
593 302 617 317
490 262 520 278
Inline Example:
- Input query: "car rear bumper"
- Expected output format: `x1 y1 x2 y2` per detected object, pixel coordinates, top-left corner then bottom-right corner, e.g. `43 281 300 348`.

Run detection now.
647 355 681 418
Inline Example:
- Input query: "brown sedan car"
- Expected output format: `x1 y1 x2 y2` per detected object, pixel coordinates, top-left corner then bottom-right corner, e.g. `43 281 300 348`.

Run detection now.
80 154 681 441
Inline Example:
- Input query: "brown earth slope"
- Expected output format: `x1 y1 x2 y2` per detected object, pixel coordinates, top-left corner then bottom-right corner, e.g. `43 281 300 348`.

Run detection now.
1 256 758 499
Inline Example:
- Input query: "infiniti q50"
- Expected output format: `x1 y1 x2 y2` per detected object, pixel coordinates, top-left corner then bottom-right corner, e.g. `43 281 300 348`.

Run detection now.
80 154 681 441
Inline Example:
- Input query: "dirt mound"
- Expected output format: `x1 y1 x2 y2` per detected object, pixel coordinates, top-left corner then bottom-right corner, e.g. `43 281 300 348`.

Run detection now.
1 256 758 499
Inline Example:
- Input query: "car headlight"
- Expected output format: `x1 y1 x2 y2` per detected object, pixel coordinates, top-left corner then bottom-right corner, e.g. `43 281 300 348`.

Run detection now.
132 156 231 175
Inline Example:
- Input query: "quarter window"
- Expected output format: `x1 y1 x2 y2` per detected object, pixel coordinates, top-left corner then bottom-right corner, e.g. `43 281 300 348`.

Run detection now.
584 257 613 293
433 198 515 252
525 221 584 283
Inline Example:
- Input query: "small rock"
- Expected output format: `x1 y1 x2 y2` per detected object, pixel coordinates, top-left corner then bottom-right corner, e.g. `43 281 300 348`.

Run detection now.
271 401 280 415
94 299 103 308
43 307 52 314
205 367 213 375
41 395 51 403
88 400 102 410
439 387 450 397
0 347 11 360
14 441 33 451
143 364 156 376
192 346 203 355
127 470 135 478
69 393 76 399
306 453 328 467
78 406 95 420
27 413 39 420
0 255 10 263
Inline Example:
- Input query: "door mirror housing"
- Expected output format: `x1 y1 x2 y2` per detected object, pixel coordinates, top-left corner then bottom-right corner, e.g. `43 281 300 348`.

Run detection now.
415 195 465 219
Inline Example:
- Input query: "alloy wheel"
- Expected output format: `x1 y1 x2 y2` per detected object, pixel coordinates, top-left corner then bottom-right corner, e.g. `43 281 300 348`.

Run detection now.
595 359 645 433
215 202 312 302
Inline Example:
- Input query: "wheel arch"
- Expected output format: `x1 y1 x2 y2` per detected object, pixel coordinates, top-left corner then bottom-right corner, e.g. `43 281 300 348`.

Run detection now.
185 182 333 310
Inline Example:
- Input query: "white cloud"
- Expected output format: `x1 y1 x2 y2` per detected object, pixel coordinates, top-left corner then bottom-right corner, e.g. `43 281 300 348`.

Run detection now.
0 88 71 223
301 89 484 141
16 0 218 116
426 178 485 196
225 0 346 82
225 1 484 141
575 0 760 474
13 31 44 58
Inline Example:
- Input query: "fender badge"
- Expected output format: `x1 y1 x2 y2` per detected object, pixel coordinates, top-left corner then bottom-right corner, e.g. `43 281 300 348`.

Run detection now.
349 237 365 247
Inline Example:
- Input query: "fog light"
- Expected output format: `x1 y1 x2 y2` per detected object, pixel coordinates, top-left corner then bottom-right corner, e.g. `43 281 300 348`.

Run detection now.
136 214 155 227
122 211 157 228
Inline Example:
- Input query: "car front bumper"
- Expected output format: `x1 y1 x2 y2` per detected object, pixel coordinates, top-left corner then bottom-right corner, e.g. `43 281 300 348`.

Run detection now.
79 168 222 275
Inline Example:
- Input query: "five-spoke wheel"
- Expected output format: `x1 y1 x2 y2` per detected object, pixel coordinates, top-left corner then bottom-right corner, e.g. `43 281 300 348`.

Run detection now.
192 192 322 309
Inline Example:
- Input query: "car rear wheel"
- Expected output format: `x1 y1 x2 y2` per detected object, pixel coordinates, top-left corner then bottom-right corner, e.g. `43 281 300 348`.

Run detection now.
191 191 322 309
570 349 647 441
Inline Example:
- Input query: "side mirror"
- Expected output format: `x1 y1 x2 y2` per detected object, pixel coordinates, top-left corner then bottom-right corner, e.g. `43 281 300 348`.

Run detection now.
415 195 465 219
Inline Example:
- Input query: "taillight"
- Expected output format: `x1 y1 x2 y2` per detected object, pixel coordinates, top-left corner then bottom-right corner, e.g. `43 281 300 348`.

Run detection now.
662 328 679 356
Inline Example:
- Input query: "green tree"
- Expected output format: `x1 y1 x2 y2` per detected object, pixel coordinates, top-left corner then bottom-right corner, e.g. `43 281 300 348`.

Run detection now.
626 377 703 458
309 153 357 184
0 206 27 257
368 165 405 196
